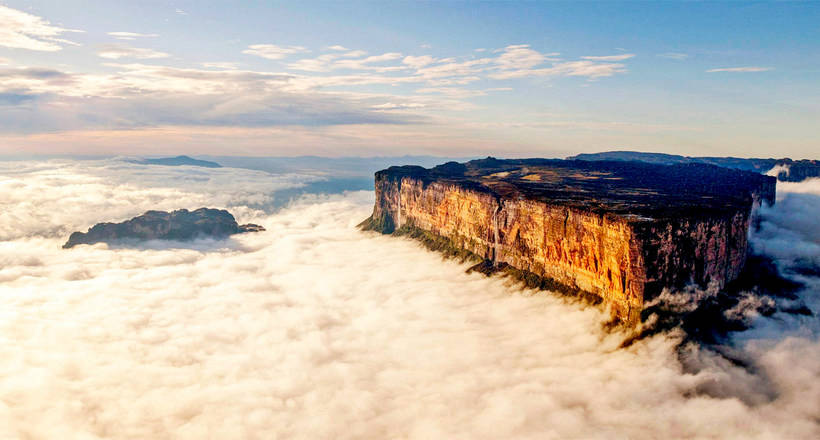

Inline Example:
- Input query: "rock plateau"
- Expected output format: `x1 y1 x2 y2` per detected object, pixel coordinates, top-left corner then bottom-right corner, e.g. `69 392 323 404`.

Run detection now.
64 208 263 248
361 158 776 325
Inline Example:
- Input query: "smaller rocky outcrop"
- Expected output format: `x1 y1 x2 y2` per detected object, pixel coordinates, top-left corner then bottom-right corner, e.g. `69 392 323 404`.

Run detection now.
63 208 263 248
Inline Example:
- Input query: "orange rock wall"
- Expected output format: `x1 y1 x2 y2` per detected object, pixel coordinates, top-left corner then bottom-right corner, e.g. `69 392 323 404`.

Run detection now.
370 175 755 325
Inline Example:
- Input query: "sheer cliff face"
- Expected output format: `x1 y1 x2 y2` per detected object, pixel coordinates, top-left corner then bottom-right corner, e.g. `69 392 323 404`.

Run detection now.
364 159 776 325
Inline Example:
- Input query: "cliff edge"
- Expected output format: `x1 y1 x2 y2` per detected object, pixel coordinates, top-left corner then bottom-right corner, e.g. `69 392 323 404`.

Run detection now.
361 158 776 325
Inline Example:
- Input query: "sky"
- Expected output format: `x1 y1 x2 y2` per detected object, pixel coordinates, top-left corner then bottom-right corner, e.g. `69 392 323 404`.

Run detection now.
0 0 818 158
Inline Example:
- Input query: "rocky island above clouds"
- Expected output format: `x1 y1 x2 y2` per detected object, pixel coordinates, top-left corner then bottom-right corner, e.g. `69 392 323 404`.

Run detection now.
361 157 777 326
63 208 264 249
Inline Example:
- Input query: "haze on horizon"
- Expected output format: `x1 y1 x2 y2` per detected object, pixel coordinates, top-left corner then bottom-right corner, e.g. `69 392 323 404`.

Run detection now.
1 1 818 159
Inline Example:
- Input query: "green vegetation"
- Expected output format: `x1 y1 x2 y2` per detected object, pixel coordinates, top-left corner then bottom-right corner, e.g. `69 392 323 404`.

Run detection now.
357 211 395 233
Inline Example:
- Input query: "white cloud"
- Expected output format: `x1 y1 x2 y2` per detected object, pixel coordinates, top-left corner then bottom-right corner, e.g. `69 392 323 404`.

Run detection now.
286 54 342 72
0 5 82 51
342 50 367 58
493 44 549 70
0 161 818 438
108 31 159 41
289 51 403 73
489 60 627 79
0 57 9 66
97 44 170 60
201 62 240 70
0 41 635 137
658 52 688 60
707 67 773 73
414 58 492 82
402 55 435 69
243 44 308 60
326 45 349 51
753 178 820 269
0 63 424 133
581 54 635 61
371 102 426 110
333 52 403 70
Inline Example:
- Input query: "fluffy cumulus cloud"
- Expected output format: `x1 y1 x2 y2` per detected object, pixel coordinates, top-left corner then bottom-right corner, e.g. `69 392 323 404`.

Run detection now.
0 5 82 51
0 160 818 438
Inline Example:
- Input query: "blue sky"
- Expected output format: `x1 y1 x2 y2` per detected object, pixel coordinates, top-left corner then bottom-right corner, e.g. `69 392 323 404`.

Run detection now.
0 1 817 158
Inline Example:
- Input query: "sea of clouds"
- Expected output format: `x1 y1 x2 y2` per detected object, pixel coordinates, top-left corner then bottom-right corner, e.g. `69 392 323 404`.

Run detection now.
0 159 817 439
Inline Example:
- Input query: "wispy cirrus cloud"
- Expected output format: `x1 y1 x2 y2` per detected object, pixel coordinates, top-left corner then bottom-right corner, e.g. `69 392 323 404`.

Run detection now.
242 44 308 60
580 54 635 61
108 31 159 41
97 44 170 60
371 102 426 111
0 38 635 144
0 5 83 51
658 52 688 60
289 51 402 72
707 66 773 73
489 60 628 80
201 62 240 70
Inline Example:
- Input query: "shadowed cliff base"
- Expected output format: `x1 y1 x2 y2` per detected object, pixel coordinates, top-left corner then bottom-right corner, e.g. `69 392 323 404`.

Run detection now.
627 254 813 345
360 221 619 325
361 220 813 344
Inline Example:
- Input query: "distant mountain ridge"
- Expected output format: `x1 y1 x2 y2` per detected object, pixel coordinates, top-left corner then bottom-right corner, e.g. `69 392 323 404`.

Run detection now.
567 151 820 182
128 155 222 168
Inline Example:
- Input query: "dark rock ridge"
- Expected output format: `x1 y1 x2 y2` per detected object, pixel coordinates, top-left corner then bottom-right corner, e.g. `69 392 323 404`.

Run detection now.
64 208 263 248
361 157 776 326
568 150 820 182
128 155 222 168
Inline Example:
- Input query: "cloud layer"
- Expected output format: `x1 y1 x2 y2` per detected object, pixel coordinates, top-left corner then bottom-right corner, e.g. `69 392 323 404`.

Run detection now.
0 161 817 438
0 5 82 51
1 17 636 140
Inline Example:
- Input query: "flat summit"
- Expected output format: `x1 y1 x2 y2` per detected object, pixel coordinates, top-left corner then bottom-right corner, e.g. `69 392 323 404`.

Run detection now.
369 158 775 220
64 208 263 248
